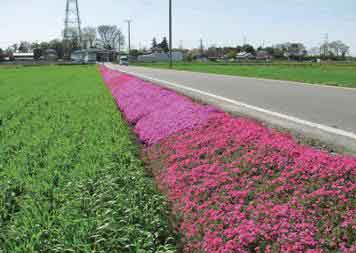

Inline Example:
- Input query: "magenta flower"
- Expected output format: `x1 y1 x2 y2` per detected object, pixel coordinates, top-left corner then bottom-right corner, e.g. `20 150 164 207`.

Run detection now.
100 66 356 252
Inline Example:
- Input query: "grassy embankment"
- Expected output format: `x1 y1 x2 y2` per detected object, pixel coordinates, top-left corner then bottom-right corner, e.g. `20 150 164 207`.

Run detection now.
133 62 356 88
0 65 176 252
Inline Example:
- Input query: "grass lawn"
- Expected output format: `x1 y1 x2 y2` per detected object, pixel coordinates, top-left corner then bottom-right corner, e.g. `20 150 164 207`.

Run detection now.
133 62 356 88
0 65 175 252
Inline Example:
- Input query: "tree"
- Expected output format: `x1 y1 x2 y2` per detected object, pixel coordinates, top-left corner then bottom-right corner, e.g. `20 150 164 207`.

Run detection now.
242 44 255 54
82 26 97 49
236 46 243 53
151 37 158 49
226 50 237 59
328 40 350 58
97 25 121 50
0 48 4 61
49 39 64 59
290 43 306 55
18 41 32 53
340 44 350 58
39 42 50 50
129 49 143 57
158 37 169 53
264 46 274 56
5 48 14 60
263 46 284 58
274 42 306 59
112 29 125 51
33 48 42 60
31 42 40 50
11 43 18 52
185 48 201 61
206 46 218 58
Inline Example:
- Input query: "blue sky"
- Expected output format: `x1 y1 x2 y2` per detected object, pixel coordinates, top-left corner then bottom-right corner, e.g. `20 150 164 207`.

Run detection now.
1 0 356 54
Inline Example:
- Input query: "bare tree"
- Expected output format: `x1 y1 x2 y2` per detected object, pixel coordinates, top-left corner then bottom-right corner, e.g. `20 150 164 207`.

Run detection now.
11 43 18 52
18 41 32 53
97 25 119 49
339 43 350 57
113 29 125 52
328 40 350 57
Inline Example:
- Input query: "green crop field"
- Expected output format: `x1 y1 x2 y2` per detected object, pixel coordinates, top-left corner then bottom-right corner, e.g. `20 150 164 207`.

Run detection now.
0 65 175 252
133 62 356 88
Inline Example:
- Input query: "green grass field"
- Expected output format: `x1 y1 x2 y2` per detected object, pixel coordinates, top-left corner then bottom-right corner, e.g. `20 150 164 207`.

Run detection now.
0 65 175 252
133 62 356 88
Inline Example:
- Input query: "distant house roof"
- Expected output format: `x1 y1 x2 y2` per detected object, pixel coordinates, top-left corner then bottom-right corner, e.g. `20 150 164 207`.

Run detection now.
13 52 34 57
151 47 164 53
13 52 34 60
138 51 183 62
284 50 307 57
236 52 253 58
256 50 272 59
44 49 57 54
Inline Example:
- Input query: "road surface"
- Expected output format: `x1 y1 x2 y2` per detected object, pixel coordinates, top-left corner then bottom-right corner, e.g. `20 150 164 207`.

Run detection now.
106 64 356 151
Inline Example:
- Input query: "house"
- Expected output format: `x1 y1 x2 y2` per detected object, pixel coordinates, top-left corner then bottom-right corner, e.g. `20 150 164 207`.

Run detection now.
137 51 183 62
236 52 254 61
70 49 118 64
83 48 100 63
196 55 209 62
256 50 272 61
13 52 34 61
43 49 58 61
71 50 84 63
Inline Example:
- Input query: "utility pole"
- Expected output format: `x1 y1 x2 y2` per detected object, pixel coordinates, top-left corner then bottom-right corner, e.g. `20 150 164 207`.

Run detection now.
118 32 122 53
322 33 329 56
243 36 247 45
179 40 183 50
169 0 173 68
125 19 132 56
199 38 204 55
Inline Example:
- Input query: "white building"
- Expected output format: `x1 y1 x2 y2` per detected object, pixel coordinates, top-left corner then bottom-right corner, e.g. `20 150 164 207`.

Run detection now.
13 52 34 60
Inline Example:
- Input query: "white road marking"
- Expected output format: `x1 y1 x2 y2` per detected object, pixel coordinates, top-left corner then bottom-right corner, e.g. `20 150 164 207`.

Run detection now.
108 65 356 142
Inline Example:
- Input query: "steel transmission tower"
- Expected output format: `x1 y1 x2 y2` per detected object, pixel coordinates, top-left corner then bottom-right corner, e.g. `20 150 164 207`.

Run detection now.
63 0 82 59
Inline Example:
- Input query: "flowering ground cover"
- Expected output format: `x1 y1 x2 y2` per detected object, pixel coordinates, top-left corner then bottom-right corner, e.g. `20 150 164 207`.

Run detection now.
101 65 356 253
0 65 176 252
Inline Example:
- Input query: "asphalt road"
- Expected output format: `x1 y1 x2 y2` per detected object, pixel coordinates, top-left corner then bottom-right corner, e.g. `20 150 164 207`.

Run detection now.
107 64 356 150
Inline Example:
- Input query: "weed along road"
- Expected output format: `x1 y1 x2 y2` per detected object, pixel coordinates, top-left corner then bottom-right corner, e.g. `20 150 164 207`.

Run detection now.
107 63 356 152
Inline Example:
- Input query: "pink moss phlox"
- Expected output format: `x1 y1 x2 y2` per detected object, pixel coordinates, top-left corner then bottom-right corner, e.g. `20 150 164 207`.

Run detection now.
100 66 356 252
100 66 220 143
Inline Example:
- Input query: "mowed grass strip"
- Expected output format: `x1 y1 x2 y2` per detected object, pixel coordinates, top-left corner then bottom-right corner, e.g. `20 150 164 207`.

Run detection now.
133 62 356 88
0 66 176 252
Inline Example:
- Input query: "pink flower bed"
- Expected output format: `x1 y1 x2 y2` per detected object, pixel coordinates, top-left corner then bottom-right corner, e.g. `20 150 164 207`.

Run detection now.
100 66 356 252
100 66 219 144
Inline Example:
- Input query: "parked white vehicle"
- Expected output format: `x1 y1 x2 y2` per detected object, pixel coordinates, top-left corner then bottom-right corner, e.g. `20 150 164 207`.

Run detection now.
120 56 129 66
